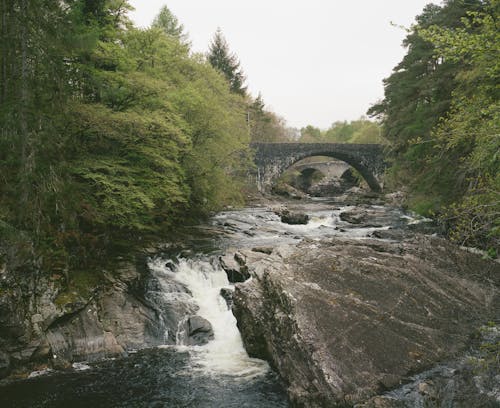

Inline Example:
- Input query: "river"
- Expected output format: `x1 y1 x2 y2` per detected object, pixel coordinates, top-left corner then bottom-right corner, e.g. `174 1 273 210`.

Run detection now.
0 196 431 407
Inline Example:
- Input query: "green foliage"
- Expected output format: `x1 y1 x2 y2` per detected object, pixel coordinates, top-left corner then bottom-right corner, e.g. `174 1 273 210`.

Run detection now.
298 118 385 144
371 0 499 250
300 125 322 142
248 93 289 142
0 1 252 272
324 118 386 144
152 5 187 43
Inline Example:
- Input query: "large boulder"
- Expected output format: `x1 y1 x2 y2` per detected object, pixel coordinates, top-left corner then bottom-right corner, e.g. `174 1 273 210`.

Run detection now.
281 211 309 225
232 236 500 407
176 315 214 346
275 208 310 225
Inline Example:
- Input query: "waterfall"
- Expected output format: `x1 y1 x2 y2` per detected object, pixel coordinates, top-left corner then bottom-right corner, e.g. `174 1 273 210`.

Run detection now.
148 257 269 378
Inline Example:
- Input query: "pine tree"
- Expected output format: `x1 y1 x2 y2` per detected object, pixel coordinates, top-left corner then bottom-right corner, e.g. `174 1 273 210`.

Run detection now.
152 5 187 43
208 28 246 95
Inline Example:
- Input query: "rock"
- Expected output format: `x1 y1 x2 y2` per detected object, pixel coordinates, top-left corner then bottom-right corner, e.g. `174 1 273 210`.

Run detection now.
417 381 435 397
251 247 274 255
384 191 407 207
31 338 51 361
407 219 441 235
356 396 405 407
219 252 250 283
220 287 234 309
51 356 72 370
271 182 306 199
279 209 309 225
308 179 344 197
339 206 407 229
179 316 214 346
0 351 10 378
232 235 500 407
339 208 369 224
369 229 408 241
0 254 189 376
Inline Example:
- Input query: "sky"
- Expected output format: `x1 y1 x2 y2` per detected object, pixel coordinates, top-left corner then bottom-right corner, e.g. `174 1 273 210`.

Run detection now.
128 0 440 129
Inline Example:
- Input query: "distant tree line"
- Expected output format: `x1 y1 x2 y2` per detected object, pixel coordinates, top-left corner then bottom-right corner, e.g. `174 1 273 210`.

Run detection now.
299 118 386 144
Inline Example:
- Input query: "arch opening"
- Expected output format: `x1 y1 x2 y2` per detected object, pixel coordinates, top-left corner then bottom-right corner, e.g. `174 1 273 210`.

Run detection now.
277 154 381 196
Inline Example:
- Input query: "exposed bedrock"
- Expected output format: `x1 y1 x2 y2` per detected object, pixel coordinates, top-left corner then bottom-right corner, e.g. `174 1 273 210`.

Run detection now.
0 249 196 377
231 236 500 407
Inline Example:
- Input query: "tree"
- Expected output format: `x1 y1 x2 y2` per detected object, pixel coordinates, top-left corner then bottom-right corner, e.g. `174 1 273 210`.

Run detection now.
208 28 246 95
418 0 500 250
0 0 253 272
152 5 188 43
324 121 354 143
367 0 485 205
300 125 322 142
247 93 288 142
367 0 498 250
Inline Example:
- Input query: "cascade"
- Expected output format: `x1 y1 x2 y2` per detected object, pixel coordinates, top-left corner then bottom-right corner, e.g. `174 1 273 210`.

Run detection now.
148 257 269 378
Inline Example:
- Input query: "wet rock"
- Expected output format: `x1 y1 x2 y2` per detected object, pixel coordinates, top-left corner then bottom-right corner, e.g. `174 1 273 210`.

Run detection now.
0 254 184 376
271 182 306 200
339 208 369 224
339 206 407 229
219 252 250 283
251 247 274 255
183 316 214 346
0 351 10 378
233 236 500 406
279 210 309 225
369 229 408 241
220 287 234 309
51 356 72 370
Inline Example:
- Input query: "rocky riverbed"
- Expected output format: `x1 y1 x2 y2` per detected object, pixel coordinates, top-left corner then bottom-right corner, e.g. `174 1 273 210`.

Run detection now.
1 192 499 407
214 194 499 407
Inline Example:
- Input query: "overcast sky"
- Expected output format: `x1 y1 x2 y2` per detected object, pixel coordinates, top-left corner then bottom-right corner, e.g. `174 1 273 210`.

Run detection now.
128 1 440 129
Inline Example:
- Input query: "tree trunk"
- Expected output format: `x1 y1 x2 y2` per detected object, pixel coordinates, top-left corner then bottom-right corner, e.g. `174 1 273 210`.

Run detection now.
20 0 32 211
0 0 7 104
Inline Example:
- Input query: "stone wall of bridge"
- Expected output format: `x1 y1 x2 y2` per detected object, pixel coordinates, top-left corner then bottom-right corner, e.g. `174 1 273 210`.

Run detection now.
251 143 387 192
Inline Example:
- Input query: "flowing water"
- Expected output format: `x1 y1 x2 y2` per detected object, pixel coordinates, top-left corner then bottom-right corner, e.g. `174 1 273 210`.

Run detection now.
0 198 423 407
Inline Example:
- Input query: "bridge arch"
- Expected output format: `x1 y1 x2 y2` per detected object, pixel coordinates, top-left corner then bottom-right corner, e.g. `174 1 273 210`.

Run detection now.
252 143 387 193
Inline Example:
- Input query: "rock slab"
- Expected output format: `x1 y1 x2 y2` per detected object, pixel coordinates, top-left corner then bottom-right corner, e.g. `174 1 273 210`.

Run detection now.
232 236 500 407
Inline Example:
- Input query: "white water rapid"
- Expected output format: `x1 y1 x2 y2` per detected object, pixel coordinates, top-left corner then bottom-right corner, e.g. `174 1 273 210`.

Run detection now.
148 257 269 378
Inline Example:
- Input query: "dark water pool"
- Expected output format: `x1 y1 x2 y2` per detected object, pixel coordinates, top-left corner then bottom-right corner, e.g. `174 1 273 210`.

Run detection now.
0 348 289 408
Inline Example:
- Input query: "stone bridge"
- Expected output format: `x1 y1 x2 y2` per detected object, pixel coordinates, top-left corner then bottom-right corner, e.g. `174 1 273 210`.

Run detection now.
251 143 387 192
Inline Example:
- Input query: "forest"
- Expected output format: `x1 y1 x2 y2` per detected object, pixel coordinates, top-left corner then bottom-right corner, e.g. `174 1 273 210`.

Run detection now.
0 0 498 275
369 0 499 253
0 1 285 271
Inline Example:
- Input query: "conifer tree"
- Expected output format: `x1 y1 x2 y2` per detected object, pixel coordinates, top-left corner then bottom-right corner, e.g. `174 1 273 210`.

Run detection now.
208 28 246 95
152 5 187 43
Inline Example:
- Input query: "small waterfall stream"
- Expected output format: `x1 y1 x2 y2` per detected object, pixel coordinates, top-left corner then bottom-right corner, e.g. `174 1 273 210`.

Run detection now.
148 257 269 378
